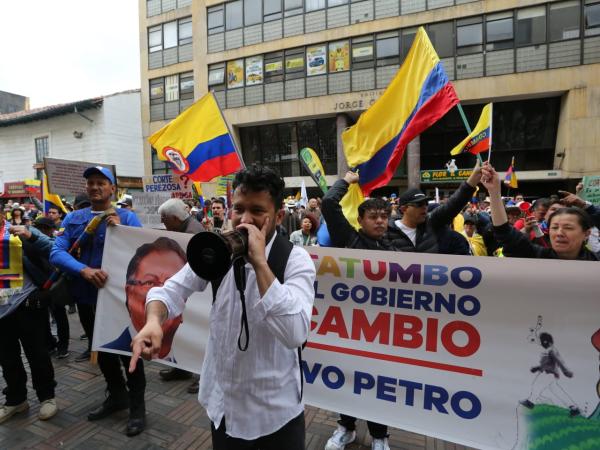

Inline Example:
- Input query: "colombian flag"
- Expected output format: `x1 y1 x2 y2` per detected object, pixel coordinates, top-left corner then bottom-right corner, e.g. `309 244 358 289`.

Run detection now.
451 103 492 156
0 224 23 290
342 27 459 195
504 156 518 189
149 92 242 182
43 172 68 214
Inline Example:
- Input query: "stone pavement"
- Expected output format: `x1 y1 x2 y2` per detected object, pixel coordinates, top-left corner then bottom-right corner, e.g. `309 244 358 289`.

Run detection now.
0 313 475 450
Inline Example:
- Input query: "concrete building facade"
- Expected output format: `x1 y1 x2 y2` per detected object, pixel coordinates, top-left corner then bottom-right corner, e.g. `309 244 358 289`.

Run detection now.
0 90 29 115
139 0 600 196
0 90 144 188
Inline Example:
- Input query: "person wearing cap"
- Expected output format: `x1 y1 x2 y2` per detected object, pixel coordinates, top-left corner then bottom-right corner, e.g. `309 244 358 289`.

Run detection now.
10 204 25 226
50 166 147 437
117 195 133 210
321 170 393 450
461 213 487 256
387 162 483 253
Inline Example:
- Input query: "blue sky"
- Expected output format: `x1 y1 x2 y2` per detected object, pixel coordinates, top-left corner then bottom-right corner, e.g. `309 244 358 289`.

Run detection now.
0 0 140 108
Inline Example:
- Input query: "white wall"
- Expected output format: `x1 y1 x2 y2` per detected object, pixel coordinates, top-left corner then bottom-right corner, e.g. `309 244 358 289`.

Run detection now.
0 91 143 182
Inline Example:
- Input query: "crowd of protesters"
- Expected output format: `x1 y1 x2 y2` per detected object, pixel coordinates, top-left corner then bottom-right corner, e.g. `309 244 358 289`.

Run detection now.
1 161 598 450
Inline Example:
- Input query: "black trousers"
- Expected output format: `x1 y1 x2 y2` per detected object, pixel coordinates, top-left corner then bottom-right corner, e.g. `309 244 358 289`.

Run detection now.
0 301 56 405
339 414 388 439
211 412 305 450
47 303 70 352
97 352 145 406
77 303 95 352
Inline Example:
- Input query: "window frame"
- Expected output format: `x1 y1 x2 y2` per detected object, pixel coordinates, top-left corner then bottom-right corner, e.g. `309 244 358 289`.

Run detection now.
208 5 225 34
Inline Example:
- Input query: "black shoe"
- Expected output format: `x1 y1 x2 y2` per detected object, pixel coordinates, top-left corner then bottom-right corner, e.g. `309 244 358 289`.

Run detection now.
68 305 77 314
159 368 192 382
56 349 70 359
80 334 88 340
74 350 91 362
88 395 129 421
126 405 146 437
187 379 199 394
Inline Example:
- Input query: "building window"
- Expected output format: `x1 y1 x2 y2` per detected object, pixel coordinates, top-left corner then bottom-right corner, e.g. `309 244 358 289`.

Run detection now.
240 118 337 178
179 17 193 45
328 0 348 7
285 48 305 79
329 40 350 72
152 150 172 174
226 0 243 30
457 17 483 55
149 72 194 122
401 28 417 59
307 44 327 75
427 22 453 58
163 21 178 48
208 5 225 34
376 32 399 66
516 6 546 46
549 1 581 41
352 36 374 69
585 0 600 35
265 51 284 83
245 0 262 25
208 63 226 87
246 55 264 85
486 12 514 50
285 0 303 16
149 26 163 52
306 0 326 11
34 136 49 180
264 0 282 21
227 59 245 88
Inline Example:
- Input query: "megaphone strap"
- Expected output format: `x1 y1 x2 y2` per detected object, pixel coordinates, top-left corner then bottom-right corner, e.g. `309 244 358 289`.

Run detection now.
233 258 249 351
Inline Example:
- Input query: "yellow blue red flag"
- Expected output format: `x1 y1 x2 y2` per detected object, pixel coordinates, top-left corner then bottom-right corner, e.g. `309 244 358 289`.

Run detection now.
451 103 492 156
43 172 67 214
0 223 23 291
342 27 459 195
149 92 243 182
504 156 518 189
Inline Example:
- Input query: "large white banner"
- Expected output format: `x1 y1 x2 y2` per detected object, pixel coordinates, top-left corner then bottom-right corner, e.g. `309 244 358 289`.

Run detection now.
95 226 600 450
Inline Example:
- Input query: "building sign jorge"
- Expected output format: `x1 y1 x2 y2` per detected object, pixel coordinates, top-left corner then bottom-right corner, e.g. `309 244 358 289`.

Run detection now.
331 90 385 112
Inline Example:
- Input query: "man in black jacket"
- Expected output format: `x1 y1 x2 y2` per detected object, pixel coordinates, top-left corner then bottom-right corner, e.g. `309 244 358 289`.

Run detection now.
387 162 483 253
321 170 392 449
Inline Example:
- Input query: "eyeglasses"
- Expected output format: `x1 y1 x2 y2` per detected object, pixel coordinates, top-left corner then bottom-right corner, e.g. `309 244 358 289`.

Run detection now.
127 279 164 288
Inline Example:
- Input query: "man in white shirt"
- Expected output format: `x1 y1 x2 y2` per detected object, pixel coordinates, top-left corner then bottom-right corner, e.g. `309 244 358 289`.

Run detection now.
130 165 316 449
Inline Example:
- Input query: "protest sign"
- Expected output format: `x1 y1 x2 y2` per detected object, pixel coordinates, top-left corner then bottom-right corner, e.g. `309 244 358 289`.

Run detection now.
131 192 172 227
141 174 193 200
580 175 600 205
44 157 117 197
96 228 600 450
94 225 211 373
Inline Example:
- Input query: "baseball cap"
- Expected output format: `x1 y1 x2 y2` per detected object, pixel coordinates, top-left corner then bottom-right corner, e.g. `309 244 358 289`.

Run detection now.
462 212 478 224
117 195 133 207
73 193 91 209
398 188 432 206
83 166 115 184
34 217 57 229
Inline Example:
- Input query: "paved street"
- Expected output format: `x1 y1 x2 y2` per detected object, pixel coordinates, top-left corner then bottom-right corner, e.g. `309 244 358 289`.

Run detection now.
0 314 474 450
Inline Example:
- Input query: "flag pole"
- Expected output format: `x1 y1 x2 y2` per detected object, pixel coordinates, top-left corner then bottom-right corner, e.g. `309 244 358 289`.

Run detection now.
487 103 493 163
456 104 484 165
210 91 246 169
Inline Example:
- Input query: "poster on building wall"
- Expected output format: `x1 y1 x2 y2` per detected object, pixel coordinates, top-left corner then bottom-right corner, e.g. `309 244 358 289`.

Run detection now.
329 40 350 72
307 45 327 76
352 43 373 59
245 56 263 85
165 75 179 101
44 157 117 197
265 60 283 74
286 55 304 70
227 59 244 89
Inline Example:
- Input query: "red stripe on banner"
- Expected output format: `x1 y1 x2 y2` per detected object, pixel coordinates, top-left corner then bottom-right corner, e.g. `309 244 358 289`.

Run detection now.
306 342 483 376
186 151 242 182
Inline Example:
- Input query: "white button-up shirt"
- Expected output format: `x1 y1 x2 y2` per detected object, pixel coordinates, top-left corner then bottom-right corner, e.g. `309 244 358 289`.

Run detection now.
147 233 316 440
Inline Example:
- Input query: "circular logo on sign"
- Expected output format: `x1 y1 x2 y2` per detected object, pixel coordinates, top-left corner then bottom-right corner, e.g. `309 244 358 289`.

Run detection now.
162 147 190 174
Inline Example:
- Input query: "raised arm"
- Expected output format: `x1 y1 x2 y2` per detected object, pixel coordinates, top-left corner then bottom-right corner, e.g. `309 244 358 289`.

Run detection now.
321 172 360 247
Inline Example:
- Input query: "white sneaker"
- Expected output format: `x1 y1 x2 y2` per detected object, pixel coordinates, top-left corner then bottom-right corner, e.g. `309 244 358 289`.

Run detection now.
39 398 58 420
371 437 390 450
325 425 356 450
0 400 29 424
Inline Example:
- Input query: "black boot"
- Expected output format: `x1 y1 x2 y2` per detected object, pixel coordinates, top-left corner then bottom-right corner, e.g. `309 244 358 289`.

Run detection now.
126 393 146 437
88 389 129 421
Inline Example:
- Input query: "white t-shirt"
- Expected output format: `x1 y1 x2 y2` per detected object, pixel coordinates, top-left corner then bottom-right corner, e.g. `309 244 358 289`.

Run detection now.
395 219 417 246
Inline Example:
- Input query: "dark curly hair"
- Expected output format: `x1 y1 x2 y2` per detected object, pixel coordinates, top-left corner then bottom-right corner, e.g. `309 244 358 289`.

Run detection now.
232 164 285 210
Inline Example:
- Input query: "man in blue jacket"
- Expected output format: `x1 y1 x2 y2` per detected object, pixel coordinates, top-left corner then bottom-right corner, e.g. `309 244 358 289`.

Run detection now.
50 166 146 436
